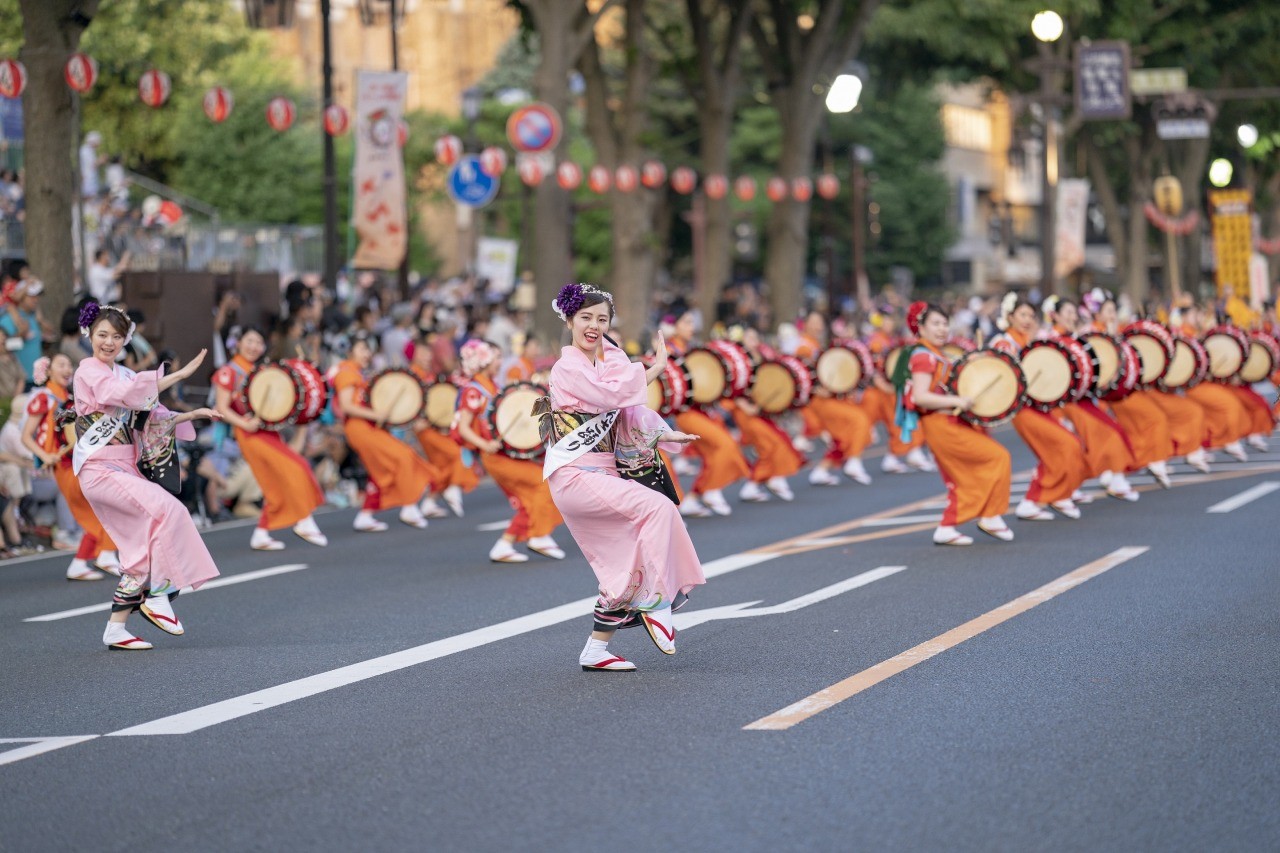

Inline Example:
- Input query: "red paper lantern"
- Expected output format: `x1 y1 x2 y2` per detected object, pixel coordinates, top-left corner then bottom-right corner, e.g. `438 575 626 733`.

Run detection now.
734 176 756 202
435 135 462 165
0 59 26 99
614 165 639 193
817 173 840 200
266 97 296 132
704 174 728 200
765 177 788 202
64 53 98 94
517 155 544 186
670 166 696 195
641 160 667 189
323 104 350 136
588 164 612 193
557 161 582 190
203 87 234 124
137 69 171 108
397 119 409 148
791 176 813 202
480 146 508 177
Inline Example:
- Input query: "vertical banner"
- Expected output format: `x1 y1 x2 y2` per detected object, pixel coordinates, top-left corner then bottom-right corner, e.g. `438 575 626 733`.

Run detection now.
1208 189 1252 298
475 237 519 294
351 70 408 270
1054 178 1090 279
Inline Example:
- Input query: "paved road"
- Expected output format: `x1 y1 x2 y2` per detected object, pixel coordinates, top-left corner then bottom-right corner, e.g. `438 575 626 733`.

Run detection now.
2 430 1278 852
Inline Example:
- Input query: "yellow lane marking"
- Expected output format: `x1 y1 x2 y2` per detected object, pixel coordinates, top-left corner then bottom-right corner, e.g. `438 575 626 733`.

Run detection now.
743 546 1150 731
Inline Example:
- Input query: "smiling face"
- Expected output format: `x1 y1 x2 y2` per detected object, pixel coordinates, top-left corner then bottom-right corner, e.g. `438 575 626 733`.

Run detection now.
1098 301 1118 327
1055 302 1079 330
920 310 950 348
50 354 73 387
1010 304 1039 336
237 329 266 363
568 300 612 357
351 338 372 369
91 319 126 363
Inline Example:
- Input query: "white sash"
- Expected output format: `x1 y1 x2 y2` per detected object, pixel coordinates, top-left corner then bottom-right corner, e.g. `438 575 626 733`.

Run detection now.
72 411 127 475
542 410 619 480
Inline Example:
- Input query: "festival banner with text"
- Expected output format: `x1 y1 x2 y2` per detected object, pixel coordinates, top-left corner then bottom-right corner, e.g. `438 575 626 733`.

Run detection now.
352 70 408 270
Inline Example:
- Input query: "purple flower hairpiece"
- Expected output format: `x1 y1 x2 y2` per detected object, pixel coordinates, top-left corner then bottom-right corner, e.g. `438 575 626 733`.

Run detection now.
78 301 101 334
552 282 614 322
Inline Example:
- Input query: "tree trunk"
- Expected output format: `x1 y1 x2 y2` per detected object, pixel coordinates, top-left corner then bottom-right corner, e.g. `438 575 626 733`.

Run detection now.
18 0 97 328
763 106 820 326
1081 130 1128 289
1171 136 1210 298
697 105 733 326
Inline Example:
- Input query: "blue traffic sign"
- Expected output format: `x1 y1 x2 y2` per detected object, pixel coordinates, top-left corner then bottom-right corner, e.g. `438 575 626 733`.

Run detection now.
447 155 499 208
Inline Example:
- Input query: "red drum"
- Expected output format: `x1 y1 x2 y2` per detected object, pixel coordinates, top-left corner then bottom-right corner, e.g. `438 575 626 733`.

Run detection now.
947 349 1026 428
645 360 692 417
1240 331 1280 384
1058 336 1097 403
1159 333 1208 391
749 356 813 414
243 359 329 430
1019 339 1086 412
1077 332 1127 397
285 358 327 425
814 342 874 395
423 377 460 433
779 355 814 407
488 381 547 460
365 368 427 427
1201 325 1250 382
684 341 751 405
1101 339 1142 402
1121 320 1175 388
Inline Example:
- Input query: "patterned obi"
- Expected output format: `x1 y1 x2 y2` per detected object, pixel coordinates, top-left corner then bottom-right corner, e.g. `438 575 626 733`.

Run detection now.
75 410 138 446
545 409 616 454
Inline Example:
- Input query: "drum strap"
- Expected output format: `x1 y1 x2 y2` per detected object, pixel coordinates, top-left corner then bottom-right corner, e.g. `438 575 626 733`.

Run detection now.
542 409 619 480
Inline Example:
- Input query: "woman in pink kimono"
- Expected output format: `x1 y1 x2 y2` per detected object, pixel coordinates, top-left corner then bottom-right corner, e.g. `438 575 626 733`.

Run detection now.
74 303 222 650
544 283 705 672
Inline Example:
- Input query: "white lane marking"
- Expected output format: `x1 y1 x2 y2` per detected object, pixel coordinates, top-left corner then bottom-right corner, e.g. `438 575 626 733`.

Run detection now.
675 566 906 631
106 551 777 737
0 736 99 767
1206 481 1280 514
23 564 310 623
475 520 510 532
859 515 943 527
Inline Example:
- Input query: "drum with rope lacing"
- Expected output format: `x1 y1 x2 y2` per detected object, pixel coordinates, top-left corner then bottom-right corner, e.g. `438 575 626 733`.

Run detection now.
488 381 548 460
946 349 1026 428
364 368 426 427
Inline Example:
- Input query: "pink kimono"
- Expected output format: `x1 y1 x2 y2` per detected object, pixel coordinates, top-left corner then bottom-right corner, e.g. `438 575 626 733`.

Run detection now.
547 341 704 615
74 357 219 594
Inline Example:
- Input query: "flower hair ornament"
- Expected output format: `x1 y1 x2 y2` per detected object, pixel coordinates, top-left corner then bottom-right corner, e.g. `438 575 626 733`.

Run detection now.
1041 295 1060 325
1082 287 1111 316
906 301 929 336
996 291 1019 331
552 282 614 322
32 356 50 386
459 338 498 377
78 301 136 346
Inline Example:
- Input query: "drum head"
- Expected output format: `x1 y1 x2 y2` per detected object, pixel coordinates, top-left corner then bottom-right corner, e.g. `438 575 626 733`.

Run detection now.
423 382 459 432
1240 341 1274 383
951 351 1025 426
645 375 665 413
369 370 426 426
1203 333 1245 379
882 346 904 380
1020 345 1073 409
815 348 861 395
750 361 798 414
1162 340 1197 389
684 349 727 403
940 343 967 362
1128 334 1168 385
1081 334 1119 392
246 364 300 424
492 383 546 458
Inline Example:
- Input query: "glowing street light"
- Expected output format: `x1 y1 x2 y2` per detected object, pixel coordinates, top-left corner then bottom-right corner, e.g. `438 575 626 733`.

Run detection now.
825 72 863 114
1208 158 1234 188
1237 123 1259 148
1031 10 1064 43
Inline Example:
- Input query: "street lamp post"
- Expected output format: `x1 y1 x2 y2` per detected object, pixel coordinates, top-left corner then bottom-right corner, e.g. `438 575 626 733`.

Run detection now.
825 63 869 309
1032 10 1064 298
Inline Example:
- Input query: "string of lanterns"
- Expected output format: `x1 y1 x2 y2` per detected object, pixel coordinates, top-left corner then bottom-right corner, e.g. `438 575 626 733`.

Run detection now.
1142 202 1200 236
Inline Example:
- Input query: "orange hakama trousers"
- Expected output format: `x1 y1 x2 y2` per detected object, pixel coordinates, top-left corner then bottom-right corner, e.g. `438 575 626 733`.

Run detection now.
236 426 325 530
1061 401 1136 477
861 385 926 456
1011 408 1089 504
480 451 562 541
807 396 873 464
415 427 480 493
734 410 805 483
1147 391 1209 456
1108 391 1174 466
1186 383 1251 448
1226 384 1276 436
674 409 751 494
53 461 116 558
344 419 439 510
920 413 1011 526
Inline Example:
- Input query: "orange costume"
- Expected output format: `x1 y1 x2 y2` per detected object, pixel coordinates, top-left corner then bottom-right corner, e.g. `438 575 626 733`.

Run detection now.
806 395 873 465
212 355 326 530
457 373 562 542
410 364 479 494
861 383 926 456
1184 382 1250 449
331 359 439 510
27 381 116 561
1147 390 1208 457
992 330 1089 504
908 343 1011 526
1225 384 1276 438
673 408 751 495
1060 401 1136 477
723 399 804 483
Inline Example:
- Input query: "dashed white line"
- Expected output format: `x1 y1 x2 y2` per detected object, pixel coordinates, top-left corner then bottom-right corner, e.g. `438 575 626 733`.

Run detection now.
1206 481 1280 514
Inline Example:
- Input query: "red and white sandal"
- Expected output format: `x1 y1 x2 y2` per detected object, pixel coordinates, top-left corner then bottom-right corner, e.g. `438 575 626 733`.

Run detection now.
580 650 637 672
103 623 153 650
640 607 676 655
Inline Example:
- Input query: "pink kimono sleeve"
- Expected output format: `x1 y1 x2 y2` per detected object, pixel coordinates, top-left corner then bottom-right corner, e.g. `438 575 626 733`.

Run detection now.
74 360 162 414
555 341 648 411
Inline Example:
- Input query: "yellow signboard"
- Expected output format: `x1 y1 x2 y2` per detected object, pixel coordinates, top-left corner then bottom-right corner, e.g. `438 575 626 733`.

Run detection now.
1208 189 1252 298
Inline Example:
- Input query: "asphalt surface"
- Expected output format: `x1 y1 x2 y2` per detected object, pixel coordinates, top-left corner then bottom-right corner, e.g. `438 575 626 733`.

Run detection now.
1 424 1279 852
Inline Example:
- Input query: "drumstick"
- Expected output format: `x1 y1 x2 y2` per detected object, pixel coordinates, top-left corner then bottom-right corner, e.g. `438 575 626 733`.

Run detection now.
1024 369 1044 393
952 373 1005 416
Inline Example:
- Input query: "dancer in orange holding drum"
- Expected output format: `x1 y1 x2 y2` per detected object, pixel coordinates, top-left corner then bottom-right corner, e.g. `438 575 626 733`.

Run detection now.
409 336 476 517
454 339 565 563
792 312 874 486
861 313 933 474
733 327 803 501
990 295 1090 520
898 301 1013 545
212 327 330 550
21 354 120 580
332 331 436 532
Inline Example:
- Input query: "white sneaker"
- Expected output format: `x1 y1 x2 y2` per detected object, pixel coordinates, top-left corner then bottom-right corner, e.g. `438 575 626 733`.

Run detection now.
489 538 529 563
1224 441 1248 462
353 511 389 532
1016 499 1055 521
881 454 908 474
809 467 840 486
978 516 1015 541
739 481 770 502
640 607 676 655
528 535 566 560
1148 460 1172 488
842 457 872 485
905 447 936 472
702 489 732 516
66 559 106 581
933 525 973 546
419 496 449 519
765 476 794 501
679 496 713 518
1185 448 1211 474
443 484 465 517
250 527 286 551
1051 499 1081 519
103 621 152 651
1247 434 1268 452
140 594 184 635
292 516 328 547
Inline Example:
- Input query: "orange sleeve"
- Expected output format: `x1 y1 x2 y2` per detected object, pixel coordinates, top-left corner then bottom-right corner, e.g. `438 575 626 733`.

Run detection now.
331 364 361 395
